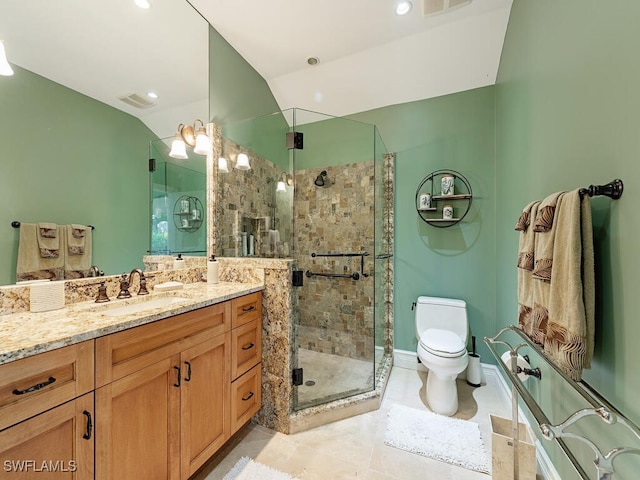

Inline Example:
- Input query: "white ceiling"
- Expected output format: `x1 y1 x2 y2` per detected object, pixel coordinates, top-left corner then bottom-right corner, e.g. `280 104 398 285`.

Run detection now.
1 0 512 138
192 0 513 117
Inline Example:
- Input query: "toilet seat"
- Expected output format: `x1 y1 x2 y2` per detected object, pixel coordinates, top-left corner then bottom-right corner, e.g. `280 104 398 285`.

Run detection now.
419 328 466 358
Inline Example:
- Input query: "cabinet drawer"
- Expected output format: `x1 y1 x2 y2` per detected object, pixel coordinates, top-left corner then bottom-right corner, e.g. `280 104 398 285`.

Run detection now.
230 364 261 434
231 292 261 329
0 341 94 431
96 302 230 386
231 318 261 380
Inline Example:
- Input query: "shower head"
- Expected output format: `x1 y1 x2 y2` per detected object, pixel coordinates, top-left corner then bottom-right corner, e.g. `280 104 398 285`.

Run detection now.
315 170 328 187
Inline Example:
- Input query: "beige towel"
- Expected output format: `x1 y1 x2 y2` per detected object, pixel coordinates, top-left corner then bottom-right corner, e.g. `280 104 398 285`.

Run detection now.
17 224 65 281
546 189 595 380
67 224 87 255
36 222 60 258
532 191 565 281
516 201 540 340
64 225 92 278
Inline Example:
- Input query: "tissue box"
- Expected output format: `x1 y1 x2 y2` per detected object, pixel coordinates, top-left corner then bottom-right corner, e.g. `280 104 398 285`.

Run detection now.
30 281 65 312
490 415 536 480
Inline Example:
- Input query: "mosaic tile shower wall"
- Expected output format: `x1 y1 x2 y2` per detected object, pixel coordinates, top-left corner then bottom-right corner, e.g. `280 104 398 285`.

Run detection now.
215 138 293 259
294 162 375 361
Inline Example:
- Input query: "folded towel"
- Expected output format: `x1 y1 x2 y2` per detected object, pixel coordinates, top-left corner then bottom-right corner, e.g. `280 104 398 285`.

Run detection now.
67 224 87 255
546 189 595 380
517 202 546 344
64 225 92 278
38 222 57 238
532 191 565 281
17 224 65 281
36 222 59 258
71 224 86 238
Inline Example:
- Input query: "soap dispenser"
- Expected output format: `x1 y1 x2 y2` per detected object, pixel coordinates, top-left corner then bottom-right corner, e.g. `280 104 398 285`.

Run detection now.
173 253 184 270
207 255 219 283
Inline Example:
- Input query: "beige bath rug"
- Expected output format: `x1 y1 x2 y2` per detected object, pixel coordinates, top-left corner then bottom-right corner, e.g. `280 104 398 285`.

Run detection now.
223 457 299 480
385 404 490 474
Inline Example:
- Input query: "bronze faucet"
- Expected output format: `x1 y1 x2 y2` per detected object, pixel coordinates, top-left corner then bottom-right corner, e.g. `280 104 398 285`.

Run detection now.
89 265 104 277
117 268 149 299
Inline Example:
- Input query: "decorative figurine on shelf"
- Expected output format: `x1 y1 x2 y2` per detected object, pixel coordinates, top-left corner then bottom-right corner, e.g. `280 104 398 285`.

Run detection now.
419 193 431 209
441 174 455 196
443 205 454 220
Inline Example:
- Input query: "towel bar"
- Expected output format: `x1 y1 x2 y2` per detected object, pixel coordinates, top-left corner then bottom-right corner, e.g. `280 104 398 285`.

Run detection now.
579 179 623 199
11 221 95 230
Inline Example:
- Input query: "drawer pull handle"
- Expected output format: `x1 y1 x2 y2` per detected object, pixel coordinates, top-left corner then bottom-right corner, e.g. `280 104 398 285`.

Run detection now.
242 343 255 351
184 361 192 382
83 410 93 440
242 391 254 401
173 366 181 387
12 376 56 395
241 305 255 313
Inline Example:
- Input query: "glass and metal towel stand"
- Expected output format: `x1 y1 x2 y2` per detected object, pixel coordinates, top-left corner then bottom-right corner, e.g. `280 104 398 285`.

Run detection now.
486 326 640 480
484 179 637 480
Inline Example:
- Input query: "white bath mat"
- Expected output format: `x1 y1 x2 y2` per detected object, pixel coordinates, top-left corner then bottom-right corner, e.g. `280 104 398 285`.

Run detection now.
223 457 299 480
385 404 490 474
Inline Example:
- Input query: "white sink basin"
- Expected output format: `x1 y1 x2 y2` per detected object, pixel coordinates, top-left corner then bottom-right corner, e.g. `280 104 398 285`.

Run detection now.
99 296 191 317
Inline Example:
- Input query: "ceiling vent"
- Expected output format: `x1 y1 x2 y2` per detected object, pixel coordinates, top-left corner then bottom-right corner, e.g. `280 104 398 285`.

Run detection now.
423 0 472 16
118 93 157 109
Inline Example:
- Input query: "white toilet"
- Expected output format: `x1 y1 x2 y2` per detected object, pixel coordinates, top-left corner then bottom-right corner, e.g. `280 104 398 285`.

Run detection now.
415 296 469 416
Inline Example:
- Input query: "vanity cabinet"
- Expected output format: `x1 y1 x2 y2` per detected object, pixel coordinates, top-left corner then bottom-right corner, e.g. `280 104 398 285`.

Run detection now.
230 292 262 434
95 301 232 480
0 341 95 478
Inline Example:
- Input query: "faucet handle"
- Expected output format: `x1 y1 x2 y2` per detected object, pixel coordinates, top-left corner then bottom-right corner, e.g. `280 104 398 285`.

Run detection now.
94 281 110 303
117 273 131 299
138 274 150 296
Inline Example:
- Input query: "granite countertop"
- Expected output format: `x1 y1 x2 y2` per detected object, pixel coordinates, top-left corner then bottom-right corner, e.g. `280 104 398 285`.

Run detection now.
0 281 264 366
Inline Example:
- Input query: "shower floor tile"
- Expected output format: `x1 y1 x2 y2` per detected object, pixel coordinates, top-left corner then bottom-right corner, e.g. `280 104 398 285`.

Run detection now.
296 348 374 407
192 365 541 480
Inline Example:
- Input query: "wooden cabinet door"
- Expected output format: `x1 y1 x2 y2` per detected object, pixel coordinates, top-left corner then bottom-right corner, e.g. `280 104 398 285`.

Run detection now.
95 356 181 480
0 392 94 479
180 333 230 479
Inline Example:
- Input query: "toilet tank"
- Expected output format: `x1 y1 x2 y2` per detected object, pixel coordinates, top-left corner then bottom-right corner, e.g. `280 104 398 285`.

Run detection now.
415 296 468 341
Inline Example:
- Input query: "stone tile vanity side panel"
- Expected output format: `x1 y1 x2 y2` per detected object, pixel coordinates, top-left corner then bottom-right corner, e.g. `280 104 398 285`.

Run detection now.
256 266 294 433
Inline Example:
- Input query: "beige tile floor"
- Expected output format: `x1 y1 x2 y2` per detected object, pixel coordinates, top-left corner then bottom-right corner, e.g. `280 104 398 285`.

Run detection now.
193 366 513 480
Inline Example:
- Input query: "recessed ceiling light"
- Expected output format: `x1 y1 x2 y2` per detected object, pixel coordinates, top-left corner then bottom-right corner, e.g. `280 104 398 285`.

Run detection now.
395 1 413 15
134 0 152 10
307 57 320 66
147 91 158 99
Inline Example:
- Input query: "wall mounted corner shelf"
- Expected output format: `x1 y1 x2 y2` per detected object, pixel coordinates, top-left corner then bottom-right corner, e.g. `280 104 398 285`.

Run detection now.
415 169 473 228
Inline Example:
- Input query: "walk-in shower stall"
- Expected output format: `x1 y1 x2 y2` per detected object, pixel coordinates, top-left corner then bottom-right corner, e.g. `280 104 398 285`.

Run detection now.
218 108 393 413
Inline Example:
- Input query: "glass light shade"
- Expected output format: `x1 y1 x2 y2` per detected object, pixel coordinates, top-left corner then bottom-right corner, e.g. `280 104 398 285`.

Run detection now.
169 136 188 159
134 0 152 9
0 41 14 76
276 180 286 193
193 131 211 155
235 153 251 170
218 157 229 173
395 1 412 15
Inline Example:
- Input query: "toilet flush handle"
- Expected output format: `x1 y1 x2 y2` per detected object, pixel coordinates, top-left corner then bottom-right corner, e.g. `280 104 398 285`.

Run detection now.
411 302 416 311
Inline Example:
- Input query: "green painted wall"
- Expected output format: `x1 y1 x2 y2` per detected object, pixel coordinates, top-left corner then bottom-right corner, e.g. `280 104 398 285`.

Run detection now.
209 26 280 126
496 1 640 476
0 66 158 285
349 87 497 361
496 0 640 425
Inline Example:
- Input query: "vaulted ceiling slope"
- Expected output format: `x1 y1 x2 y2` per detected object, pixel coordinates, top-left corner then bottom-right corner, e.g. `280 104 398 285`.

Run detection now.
191 0 513 117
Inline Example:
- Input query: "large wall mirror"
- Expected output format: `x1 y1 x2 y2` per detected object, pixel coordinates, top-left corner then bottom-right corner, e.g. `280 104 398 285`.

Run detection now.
0 0 209 285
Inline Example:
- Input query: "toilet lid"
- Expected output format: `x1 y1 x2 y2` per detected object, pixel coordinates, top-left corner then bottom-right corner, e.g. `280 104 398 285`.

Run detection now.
419 329 466 357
